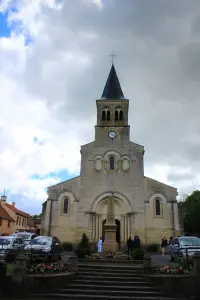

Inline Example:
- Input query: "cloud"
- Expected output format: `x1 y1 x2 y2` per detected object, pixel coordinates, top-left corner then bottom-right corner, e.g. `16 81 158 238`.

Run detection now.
1 0 200 213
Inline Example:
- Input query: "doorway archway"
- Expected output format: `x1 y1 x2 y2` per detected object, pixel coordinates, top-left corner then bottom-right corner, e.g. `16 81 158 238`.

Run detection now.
102 219 120 244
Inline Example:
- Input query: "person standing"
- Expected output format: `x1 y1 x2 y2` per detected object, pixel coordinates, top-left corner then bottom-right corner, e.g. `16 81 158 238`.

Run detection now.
161 237 165 255
127 236 134 256
97 237 103 253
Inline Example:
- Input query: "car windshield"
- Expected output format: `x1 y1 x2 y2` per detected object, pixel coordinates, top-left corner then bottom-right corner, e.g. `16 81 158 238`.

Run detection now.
180 237 200 246
17 234 30 240
0 238 12 246
30 237 52 246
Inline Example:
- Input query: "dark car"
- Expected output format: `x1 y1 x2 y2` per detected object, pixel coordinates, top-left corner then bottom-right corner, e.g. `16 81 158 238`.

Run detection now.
0 236 25 262
23 236 62 261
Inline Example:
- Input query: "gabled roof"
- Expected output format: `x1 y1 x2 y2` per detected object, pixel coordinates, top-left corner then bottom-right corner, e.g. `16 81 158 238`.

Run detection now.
101 64 125 100
5 203 29 218
0 205 15 222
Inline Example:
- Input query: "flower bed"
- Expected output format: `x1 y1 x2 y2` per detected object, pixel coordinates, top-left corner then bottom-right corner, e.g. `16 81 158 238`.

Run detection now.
28 263 68 275
85 252 131 260
153 265 189 275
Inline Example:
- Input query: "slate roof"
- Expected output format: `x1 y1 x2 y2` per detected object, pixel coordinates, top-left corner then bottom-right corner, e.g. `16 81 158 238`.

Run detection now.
101 64 125 100
0 205 15 222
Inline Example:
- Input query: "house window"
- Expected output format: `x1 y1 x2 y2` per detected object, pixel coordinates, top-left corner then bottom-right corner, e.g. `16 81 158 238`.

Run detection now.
8 221 10 228
155 199 161 216
0 219 2 226
109 156 115 171
63 198 69 214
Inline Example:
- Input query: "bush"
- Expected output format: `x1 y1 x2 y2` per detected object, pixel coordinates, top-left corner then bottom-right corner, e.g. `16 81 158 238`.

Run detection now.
174 256 194 270
62 242 73 251
132 248 146 260
145 243 160 253
75 233 91 258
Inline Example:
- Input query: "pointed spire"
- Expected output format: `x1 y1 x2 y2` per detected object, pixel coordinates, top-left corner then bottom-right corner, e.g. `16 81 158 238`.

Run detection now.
101 64 125 100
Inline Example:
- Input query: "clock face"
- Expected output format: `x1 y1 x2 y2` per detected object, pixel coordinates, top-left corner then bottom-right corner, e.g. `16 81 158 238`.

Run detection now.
108 131 117 139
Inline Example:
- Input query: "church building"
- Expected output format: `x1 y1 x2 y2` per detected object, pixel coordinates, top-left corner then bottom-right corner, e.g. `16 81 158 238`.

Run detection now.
41 65 181 245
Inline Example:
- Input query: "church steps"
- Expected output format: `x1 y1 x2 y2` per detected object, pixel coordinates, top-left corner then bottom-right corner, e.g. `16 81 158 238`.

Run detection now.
30 262 186 300
78 263 143 271
74 279 149 286
77 275 145 282
65 283 154 290
78 270 143 277
78 259 143 265
29 294 181 300
46 289 168 297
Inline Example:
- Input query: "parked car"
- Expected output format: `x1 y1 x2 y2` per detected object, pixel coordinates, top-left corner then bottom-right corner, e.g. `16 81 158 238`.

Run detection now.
23 236 62 261
169 236 200 261
0 236 25 262
15 232 38 246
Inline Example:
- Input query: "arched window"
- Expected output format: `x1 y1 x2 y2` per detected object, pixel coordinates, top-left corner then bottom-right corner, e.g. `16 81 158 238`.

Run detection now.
119 110 123 121
63 198 69 214
107 110 111 121
109 156 115 170
155 199 161 216
102 110 106 121
115 110 119 121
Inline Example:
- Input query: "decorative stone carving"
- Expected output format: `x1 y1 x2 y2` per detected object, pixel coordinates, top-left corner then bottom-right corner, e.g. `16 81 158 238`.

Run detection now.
95 158 103 171
122 158 130 171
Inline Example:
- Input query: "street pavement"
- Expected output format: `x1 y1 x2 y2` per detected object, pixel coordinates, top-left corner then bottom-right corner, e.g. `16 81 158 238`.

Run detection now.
151 253 171 265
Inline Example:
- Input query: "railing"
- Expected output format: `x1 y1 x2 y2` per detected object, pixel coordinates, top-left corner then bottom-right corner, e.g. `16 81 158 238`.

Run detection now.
177 246 200 269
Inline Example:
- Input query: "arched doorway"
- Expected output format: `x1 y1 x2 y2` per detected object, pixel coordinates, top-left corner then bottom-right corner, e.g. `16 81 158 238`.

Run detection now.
102 219 120 244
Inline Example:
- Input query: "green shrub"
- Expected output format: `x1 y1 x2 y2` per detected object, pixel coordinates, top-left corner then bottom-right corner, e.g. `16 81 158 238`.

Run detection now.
145 243 160 253
174 256 194 269
62 242 73 251
75 233 91 258
132 248 146 260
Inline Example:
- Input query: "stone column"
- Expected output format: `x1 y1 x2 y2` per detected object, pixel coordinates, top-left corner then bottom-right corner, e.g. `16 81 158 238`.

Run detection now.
128 215 131 238
99 216 102 238
124 216 127 241
96 215 98 240
121 217 124 242
92 214 96 240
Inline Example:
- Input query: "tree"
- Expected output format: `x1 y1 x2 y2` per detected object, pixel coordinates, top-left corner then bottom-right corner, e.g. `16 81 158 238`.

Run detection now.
32 213 42 220
182 190 200 236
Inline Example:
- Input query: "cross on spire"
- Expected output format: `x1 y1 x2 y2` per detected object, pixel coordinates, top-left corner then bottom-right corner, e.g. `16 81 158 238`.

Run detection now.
109 52 117 65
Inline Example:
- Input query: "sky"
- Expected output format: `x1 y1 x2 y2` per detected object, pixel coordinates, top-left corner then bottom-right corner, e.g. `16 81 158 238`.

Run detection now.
0 0 200 214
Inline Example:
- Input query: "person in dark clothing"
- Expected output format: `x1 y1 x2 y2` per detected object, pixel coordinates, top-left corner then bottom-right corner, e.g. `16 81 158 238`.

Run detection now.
127 236 134 256
133 235 141 249
161 237 168 255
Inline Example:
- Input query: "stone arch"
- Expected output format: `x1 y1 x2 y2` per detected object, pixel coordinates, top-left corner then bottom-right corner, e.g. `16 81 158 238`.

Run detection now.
58 189 78 202
58 191 75 216
148 193 167 204
90 191 133 213
148 193 166 217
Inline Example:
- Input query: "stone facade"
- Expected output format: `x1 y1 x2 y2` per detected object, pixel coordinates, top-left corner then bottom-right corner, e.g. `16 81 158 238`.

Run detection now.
41 65 181 245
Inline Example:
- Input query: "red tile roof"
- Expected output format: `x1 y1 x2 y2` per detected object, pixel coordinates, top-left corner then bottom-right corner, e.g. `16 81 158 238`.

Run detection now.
0 205 15 222
5 203 29 218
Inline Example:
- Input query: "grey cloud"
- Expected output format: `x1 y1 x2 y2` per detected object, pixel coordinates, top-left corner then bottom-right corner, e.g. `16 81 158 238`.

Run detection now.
167 173 194 183
18 0 200 187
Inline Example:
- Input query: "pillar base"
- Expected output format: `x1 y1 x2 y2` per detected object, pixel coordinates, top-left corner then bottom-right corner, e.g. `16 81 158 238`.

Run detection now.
103 224 117 253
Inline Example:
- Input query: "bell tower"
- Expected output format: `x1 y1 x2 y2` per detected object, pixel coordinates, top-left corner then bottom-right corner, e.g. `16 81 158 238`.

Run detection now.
95 64 130 145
